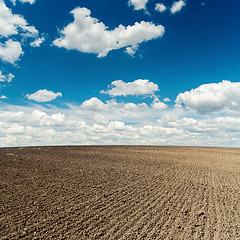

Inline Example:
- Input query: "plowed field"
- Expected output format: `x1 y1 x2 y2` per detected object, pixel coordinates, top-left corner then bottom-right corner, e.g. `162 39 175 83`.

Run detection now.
1 146 240 239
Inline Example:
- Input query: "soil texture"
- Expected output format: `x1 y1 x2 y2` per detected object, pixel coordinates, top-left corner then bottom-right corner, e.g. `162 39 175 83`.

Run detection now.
1 146 240 239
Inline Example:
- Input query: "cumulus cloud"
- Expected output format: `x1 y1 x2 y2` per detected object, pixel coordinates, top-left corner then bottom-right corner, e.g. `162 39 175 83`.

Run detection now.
163 97 171 102
81 97 105 111
1 80 240 147
26 89 62 102
80 96 167 125
53 7 165 57
108 120 127 131
128 0 148 11
100 79 159 96
0 39 23 63
155 3 167 13
168 117 214 133
168 116 240 134
151 101 168 110
170 0 186 14
124 102 138 111
176 80 240 114
1 102 240 147
30 37 45 47
0 0 42 64
31 110 65 126
0 1 38 38
0 111 25 122
125 45 138 57
10 0 36 5
0 71 15 83
1 90 240 147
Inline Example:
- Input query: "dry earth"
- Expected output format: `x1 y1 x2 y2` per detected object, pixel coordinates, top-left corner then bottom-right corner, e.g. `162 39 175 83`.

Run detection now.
0 146 240 239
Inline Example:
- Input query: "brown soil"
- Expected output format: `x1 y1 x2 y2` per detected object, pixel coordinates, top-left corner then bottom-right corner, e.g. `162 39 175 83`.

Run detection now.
0 146 240 239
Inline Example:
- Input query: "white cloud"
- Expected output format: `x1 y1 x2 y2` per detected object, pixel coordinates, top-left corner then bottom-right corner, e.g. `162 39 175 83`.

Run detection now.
168 117 215 133
155 3 167 13
81 97 105 111
170 0 186 14
7 73 14 82
124 102 138 111
163 97 171 102
109 121 127 131
151 101 168 110
10 0 36 5
0 39 23 63
0 95 7 99
6 123 25 134
100 79 159 96
125 45 138 57
53 7 165 57
31 110 65 126
0 70 15 83
30 37 45 47
176 80 240 114
0 0 42 65
79 97 168 125
128 0 148 11
0 1 38 38
26 89 62 102
168 116 240 134
1 92 240 147
1 80 240 147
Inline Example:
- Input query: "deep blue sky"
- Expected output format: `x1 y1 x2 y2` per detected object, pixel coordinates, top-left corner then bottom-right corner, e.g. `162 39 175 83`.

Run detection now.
2 0 240 105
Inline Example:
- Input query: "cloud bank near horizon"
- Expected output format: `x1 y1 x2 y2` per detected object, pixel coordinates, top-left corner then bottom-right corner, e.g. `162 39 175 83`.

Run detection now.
1 80 240 147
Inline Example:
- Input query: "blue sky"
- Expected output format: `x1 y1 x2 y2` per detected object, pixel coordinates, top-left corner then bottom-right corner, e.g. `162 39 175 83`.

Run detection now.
0 0 240 147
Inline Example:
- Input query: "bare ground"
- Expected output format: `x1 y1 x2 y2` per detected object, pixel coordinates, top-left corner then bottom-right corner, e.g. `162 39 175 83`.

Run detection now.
0 146 240 239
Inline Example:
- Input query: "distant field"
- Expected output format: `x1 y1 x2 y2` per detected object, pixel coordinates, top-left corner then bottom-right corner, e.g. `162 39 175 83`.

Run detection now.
1 146 240 239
